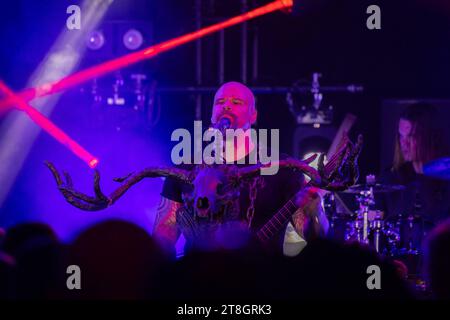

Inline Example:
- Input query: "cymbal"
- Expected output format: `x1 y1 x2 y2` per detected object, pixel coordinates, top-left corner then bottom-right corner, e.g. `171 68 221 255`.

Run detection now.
423 157 450 180
342 183 405 194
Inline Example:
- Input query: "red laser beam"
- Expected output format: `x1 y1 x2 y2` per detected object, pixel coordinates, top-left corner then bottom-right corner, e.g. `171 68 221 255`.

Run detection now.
0 0 293 110
0 80 99 169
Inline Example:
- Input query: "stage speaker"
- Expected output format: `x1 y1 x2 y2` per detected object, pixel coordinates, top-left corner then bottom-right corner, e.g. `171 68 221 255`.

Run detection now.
293 125 337 161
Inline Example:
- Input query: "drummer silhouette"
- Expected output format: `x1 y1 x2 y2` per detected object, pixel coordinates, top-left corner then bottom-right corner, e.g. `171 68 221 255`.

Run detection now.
379 102 450 257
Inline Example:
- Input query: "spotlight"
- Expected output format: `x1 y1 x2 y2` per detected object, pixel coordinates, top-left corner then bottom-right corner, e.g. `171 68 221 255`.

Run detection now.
86 30 105 50
293 125 336 160
123 29 144 50
302 151 327 170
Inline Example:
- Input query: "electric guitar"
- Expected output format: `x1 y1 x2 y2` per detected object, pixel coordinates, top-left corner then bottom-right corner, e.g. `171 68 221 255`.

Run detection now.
256 146 343 243
257 113 358 243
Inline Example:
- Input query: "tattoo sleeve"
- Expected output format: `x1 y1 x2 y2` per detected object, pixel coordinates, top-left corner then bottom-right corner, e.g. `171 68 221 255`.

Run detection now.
292 196 329 240
153 196 182 245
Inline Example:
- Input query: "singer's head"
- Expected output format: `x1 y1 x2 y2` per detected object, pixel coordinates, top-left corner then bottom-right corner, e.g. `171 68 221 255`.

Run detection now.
211 81 257 130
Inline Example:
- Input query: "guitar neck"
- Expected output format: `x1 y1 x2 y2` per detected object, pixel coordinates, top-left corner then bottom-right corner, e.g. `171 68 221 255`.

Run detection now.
256 199 298 243
256 146 342 243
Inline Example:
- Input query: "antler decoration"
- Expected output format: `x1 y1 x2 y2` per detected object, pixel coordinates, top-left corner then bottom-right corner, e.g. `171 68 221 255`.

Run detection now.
235 153 320 183
45 161 192 211
234 134 363 192
46 134 362 211
314 134 363 191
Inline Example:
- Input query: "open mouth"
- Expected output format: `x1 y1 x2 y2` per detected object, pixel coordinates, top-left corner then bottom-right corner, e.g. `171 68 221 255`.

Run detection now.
219 113 237 127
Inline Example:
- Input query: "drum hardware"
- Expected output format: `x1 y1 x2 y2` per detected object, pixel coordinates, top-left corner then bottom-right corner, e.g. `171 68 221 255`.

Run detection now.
343 183 405 194
325 174 405 255
347 175 378 248
370 216 383 253
324 175 433 291
356 187 374 246
395 214 423 256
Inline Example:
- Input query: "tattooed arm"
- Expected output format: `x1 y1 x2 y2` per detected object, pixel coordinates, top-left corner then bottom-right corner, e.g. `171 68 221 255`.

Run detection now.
153 196 182 249
283 187 329 256
292 196 329 240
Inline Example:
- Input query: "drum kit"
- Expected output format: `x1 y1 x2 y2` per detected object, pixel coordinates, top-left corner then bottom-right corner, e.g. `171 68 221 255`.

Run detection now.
325 178 408 256
325 157 450 281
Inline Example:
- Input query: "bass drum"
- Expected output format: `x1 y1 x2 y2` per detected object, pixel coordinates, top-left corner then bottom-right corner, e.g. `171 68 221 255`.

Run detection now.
323 193 352 243
326 213 353 243
390 215 434 276
343 214 400 256
395 215 430 254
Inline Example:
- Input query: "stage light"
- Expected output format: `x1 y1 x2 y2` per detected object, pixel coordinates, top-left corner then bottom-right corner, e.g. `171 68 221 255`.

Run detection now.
0 0 293 208
302 150 328 183
86 30 105 50
0 80 99 169
0 0 112 208
293 125 336 162
123 29 143 50
302 151 327 170
89 158 99 169
0 0 293 110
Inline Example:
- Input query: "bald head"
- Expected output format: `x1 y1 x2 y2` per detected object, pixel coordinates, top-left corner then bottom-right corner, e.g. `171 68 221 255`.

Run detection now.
211 81 257 129
214 82 256 112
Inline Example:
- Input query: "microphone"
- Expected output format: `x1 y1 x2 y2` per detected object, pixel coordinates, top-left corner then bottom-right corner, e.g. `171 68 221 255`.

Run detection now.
213 117 231 131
